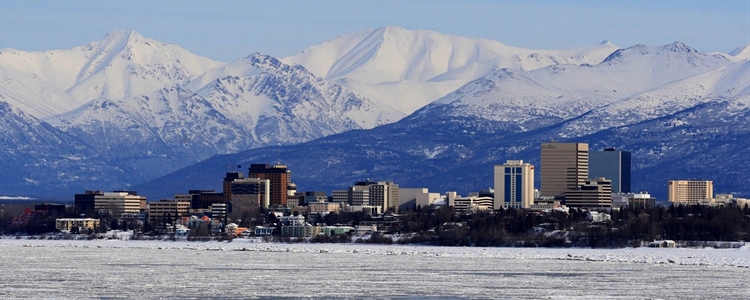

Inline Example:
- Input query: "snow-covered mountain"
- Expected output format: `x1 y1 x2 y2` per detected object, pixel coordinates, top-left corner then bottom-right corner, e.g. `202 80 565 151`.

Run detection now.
283 26 620 114
0 30 222 119
189 53 403 137
2 28 749 199
715 44 750 62
0 100 131 196
138 41 750 200
45 87 250 162
410 42 734 134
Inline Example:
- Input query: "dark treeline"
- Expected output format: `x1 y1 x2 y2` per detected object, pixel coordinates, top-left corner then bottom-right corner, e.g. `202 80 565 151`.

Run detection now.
399 205 750 247
4 201 750 248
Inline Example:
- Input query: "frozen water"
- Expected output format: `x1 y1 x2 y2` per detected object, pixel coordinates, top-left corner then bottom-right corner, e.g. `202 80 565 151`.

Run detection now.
0 239 748 299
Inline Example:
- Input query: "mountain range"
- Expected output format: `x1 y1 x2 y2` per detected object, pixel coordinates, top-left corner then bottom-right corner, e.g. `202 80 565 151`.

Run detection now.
0 27 748 200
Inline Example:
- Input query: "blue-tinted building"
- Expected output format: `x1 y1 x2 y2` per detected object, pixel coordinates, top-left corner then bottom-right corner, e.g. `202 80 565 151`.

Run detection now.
589 148 631 193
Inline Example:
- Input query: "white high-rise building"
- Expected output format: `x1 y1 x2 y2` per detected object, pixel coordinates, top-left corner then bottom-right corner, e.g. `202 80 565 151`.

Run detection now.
494 160 535 209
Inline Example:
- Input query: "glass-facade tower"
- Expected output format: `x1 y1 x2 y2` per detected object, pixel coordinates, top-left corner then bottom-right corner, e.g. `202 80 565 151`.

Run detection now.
589 148 631 193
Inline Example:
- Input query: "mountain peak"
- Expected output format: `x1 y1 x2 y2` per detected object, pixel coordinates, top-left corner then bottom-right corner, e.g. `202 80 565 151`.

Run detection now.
729 44 750 58
662 41 698 54
103 30 146 45
244 52 310 75
599 40 614 46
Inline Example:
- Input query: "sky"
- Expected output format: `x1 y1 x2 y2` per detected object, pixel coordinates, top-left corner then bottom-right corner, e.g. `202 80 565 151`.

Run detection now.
0 0 748 62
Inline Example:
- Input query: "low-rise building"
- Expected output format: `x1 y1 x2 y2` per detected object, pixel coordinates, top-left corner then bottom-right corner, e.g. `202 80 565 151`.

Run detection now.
148 199 190 224
254 226 275 236
612 192 657 209
308 202 340 214
320 226 354 236
281 224 321 237
448 192 493 213
565 178 612 208
56 218 100 233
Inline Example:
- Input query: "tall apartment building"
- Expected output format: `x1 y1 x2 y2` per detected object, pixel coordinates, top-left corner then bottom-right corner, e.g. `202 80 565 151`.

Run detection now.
493 160 535 209
589 148 631 193
94 191 146 216
668 180 713 205
541 142 589 198
565 178 612 208
248 164 292 207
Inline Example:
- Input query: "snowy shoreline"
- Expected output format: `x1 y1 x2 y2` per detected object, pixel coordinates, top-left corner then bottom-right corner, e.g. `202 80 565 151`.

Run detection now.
2 237 748 269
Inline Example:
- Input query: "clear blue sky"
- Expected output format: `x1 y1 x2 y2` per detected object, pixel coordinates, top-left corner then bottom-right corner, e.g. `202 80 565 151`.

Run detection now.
1 0 748 62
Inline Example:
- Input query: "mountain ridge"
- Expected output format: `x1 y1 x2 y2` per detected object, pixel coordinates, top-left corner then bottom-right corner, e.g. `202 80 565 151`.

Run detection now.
0 28 748 199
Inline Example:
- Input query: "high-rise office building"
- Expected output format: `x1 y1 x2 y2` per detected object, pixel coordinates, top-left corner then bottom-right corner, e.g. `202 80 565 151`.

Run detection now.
668 180 713 205
493 160 535 209
540 142 589 198
248 164 292 207
589 148 631 193
222 171 244 201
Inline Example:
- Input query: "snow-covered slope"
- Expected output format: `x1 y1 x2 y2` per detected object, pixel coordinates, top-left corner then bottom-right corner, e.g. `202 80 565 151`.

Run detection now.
191 53 403 136
65 30 223 103
46 87 251 161
556 59 750 137
283 26 620 114
0 30 223 118
0 101 106 195
412 42 734 133
714 44 750 62
0 65 80 118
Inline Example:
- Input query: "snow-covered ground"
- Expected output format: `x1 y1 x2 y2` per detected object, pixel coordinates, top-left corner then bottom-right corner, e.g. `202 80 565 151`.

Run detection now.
0 239 747 299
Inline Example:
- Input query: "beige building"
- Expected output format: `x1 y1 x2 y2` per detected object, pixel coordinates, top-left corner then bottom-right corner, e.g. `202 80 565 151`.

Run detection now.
494 160 535 209
148 199 190 224
565 178 612 208
541 142 589 198
668 180 713 205
56 218 100 232
95 192 146 216
308 202 340 214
